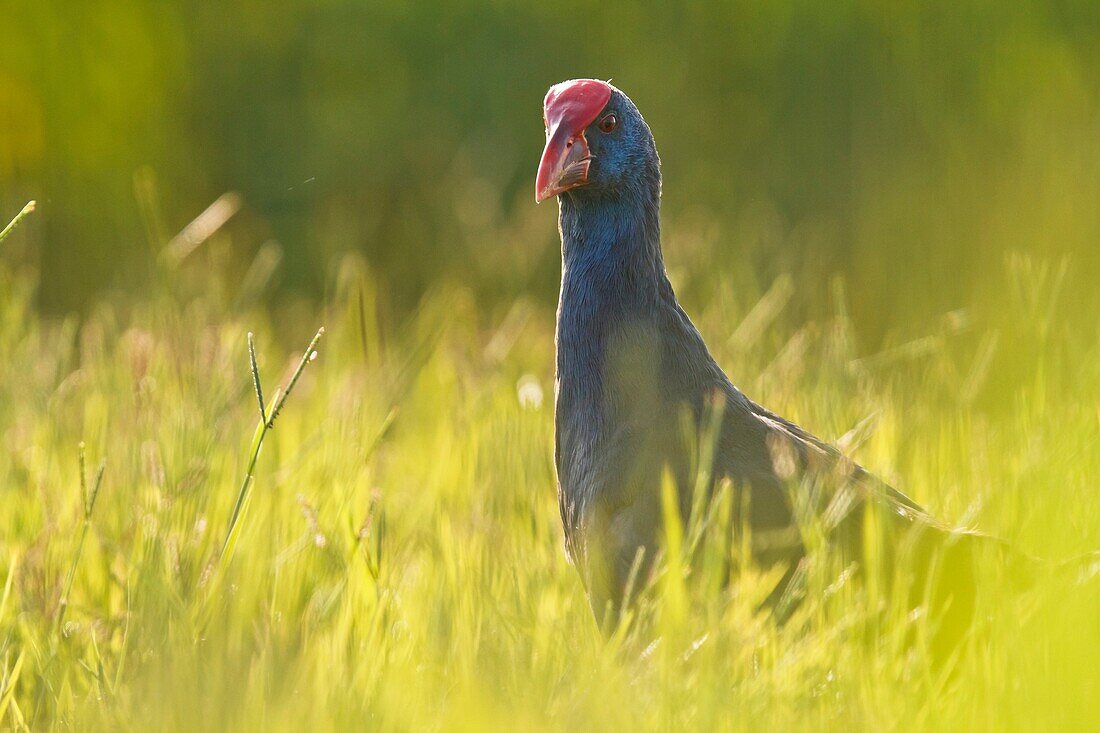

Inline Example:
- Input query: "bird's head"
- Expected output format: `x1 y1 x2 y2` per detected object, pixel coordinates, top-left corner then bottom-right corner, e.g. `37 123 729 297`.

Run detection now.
535 79 659 204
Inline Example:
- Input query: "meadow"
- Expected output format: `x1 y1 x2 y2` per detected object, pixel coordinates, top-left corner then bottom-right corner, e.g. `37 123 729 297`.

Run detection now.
0 196 1097 731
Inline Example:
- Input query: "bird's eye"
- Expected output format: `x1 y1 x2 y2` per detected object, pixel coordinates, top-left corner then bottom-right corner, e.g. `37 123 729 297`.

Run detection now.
597 114 618 134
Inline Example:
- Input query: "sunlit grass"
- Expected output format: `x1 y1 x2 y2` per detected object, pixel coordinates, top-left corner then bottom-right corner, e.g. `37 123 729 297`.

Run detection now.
0 209 1097 730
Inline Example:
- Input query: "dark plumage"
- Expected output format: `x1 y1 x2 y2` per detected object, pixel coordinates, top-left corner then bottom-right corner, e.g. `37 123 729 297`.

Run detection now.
538 80 986 638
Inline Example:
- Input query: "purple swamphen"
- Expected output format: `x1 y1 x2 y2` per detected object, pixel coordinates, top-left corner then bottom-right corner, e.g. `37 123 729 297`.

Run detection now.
536 79 993 642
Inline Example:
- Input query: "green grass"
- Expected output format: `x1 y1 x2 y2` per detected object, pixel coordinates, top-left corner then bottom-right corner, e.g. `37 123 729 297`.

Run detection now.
0 201 1098 731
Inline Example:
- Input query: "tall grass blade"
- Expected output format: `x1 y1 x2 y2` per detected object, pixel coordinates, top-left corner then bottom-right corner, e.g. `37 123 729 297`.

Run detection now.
218 327 324 564
56 449 106 634
0 201 35 246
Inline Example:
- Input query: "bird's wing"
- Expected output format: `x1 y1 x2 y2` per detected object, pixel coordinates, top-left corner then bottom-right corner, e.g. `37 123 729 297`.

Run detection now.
745 399 933 522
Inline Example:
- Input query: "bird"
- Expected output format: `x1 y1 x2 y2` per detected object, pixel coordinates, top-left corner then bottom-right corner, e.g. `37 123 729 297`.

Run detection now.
535 79 994 643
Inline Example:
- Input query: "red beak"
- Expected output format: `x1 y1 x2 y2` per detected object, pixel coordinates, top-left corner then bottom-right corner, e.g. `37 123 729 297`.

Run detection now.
535 80 613 203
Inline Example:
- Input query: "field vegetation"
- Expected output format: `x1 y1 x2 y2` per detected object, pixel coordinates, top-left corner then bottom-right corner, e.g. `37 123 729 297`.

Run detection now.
1 199 1097 730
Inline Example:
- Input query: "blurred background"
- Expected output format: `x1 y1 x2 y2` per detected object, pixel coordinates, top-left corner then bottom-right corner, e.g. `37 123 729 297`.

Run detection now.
3 0 1099 344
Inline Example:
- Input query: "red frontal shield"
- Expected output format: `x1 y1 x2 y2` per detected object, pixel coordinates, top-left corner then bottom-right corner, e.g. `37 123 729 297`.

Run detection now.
536 79 613 202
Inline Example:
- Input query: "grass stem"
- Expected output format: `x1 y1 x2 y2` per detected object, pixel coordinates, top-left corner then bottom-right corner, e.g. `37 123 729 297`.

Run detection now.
56 444 105 635
0 201 36 246
219 327 324 564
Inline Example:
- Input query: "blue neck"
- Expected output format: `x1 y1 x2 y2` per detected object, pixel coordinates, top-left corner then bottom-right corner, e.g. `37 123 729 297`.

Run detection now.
555 185 674 382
